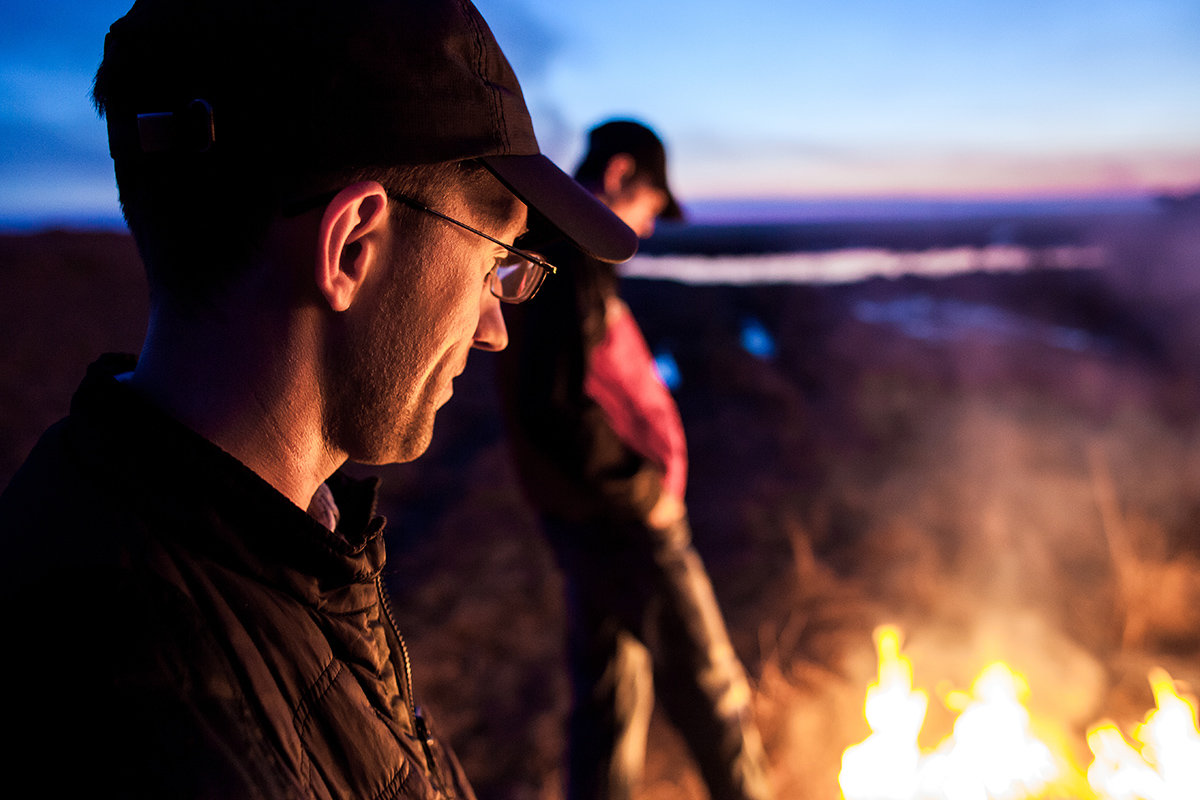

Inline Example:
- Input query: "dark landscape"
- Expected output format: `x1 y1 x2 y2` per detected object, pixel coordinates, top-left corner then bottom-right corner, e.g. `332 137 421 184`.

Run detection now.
2 202 1199 799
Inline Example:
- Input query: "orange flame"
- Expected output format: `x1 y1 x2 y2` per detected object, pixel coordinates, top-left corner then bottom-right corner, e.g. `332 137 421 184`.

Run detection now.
839 625 1199 800
838 625 927 800
1087 668 1200 800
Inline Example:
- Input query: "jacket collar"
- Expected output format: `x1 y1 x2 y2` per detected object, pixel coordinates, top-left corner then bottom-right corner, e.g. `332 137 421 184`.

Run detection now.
69 354 389 610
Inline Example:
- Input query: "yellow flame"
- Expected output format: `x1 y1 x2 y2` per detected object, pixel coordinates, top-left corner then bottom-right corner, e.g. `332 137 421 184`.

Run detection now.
917 662 1083 800
839 625 1200 800
1087 669 1200 800
839 625 928 800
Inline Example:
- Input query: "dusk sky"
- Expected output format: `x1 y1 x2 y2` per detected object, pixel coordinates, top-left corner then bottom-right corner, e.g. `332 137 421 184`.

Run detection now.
2 0 1198 227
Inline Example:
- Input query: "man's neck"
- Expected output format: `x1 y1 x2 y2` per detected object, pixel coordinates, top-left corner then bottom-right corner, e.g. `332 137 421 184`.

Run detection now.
130 307 344 510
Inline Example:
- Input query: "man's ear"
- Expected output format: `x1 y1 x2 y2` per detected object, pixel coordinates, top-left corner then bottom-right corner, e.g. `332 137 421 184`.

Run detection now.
601 153 638 200
315 181 390 312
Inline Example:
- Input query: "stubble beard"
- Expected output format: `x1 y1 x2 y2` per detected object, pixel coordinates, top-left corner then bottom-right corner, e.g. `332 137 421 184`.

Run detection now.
320 275 436 466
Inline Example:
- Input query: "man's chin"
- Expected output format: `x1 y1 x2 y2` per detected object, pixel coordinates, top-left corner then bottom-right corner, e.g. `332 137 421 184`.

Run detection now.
386 432 435 466
348 420 436 467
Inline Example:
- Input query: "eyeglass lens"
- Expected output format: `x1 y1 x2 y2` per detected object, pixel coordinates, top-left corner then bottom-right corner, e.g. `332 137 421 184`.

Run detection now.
494 256 547 304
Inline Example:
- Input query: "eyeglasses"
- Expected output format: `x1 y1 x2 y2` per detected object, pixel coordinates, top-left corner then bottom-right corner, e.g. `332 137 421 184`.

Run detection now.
282 188 556 304
389 194 556 304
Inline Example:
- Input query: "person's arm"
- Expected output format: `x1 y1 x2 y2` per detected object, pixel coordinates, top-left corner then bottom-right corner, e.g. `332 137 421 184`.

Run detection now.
500 275 666 523
533 371 667 521
646 489 686 529
585 297 688 529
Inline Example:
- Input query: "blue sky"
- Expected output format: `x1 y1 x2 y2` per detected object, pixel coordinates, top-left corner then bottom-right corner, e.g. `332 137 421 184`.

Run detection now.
2 0 1198 227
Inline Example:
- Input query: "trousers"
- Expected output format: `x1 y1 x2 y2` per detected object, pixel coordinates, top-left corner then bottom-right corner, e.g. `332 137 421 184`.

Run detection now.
543 516 771 800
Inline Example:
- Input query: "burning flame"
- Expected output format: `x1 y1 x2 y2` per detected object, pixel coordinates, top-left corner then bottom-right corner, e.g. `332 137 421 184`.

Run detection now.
838 625 928 800
1086 668 1200 800
839 625 1200 800
838 625 927 800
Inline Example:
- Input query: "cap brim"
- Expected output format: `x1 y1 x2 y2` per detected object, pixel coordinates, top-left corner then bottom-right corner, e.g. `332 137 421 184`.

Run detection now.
482 154 638 264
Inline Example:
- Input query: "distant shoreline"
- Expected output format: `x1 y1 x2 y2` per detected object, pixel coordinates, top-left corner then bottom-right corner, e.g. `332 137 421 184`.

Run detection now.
680 193 1160 225
0 216 129 235
624 244 1106 286
642 197 1164 258
0 192 1167 238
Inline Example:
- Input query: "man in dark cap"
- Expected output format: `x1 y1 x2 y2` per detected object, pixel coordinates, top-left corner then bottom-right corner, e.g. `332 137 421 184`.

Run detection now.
499 120 772 800
0 1 635 797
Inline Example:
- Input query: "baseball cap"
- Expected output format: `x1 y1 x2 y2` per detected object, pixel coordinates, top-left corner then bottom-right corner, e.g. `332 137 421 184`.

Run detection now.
98 0 637 264
574 120 683 221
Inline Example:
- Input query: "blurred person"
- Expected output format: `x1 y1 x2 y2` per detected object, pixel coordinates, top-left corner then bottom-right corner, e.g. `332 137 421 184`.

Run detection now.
0 1 637 797
499 120 772 800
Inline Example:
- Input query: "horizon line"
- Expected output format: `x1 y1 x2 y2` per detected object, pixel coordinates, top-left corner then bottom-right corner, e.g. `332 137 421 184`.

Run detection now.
0 188 1186 235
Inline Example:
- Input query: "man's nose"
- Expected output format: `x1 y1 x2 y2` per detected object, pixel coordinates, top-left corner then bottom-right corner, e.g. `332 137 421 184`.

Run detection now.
472 292 508 352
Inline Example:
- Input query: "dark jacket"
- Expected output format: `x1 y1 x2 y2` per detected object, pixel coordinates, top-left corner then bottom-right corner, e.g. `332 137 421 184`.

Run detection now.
0 354 473 800
498 244 663 526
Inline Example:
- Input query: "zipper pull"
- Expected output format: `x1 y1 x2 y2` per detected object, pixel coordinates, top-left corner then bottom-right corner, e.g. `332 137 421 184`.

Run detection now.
413 706 453 798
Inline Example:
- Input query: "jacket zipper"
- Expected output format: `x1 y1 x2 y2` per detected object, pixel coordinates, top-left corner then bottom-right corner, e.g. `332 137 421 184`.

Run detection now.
375 574 451 798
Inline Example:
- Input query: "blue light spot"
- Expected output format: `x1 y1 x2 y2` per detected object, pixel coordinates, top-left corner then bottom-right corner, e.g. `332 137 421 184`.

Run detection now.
740 317 777 359
654 350 682 391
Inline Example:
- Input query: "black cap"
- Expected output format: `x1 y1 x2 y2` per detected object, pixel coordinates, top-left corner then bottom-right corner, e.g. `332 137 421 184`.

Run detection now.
574 120 683 221
99 0 637 263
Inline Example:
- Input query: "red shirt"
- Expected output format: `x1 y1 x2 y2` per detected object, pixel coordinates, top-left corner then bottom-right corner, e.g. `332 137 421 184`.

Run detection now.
584 300 687 499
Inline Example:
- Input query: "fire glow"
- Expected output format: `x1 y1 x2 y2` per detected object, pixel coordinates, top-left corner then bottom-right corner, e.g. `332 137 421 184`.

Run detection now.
838 625 1200 800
